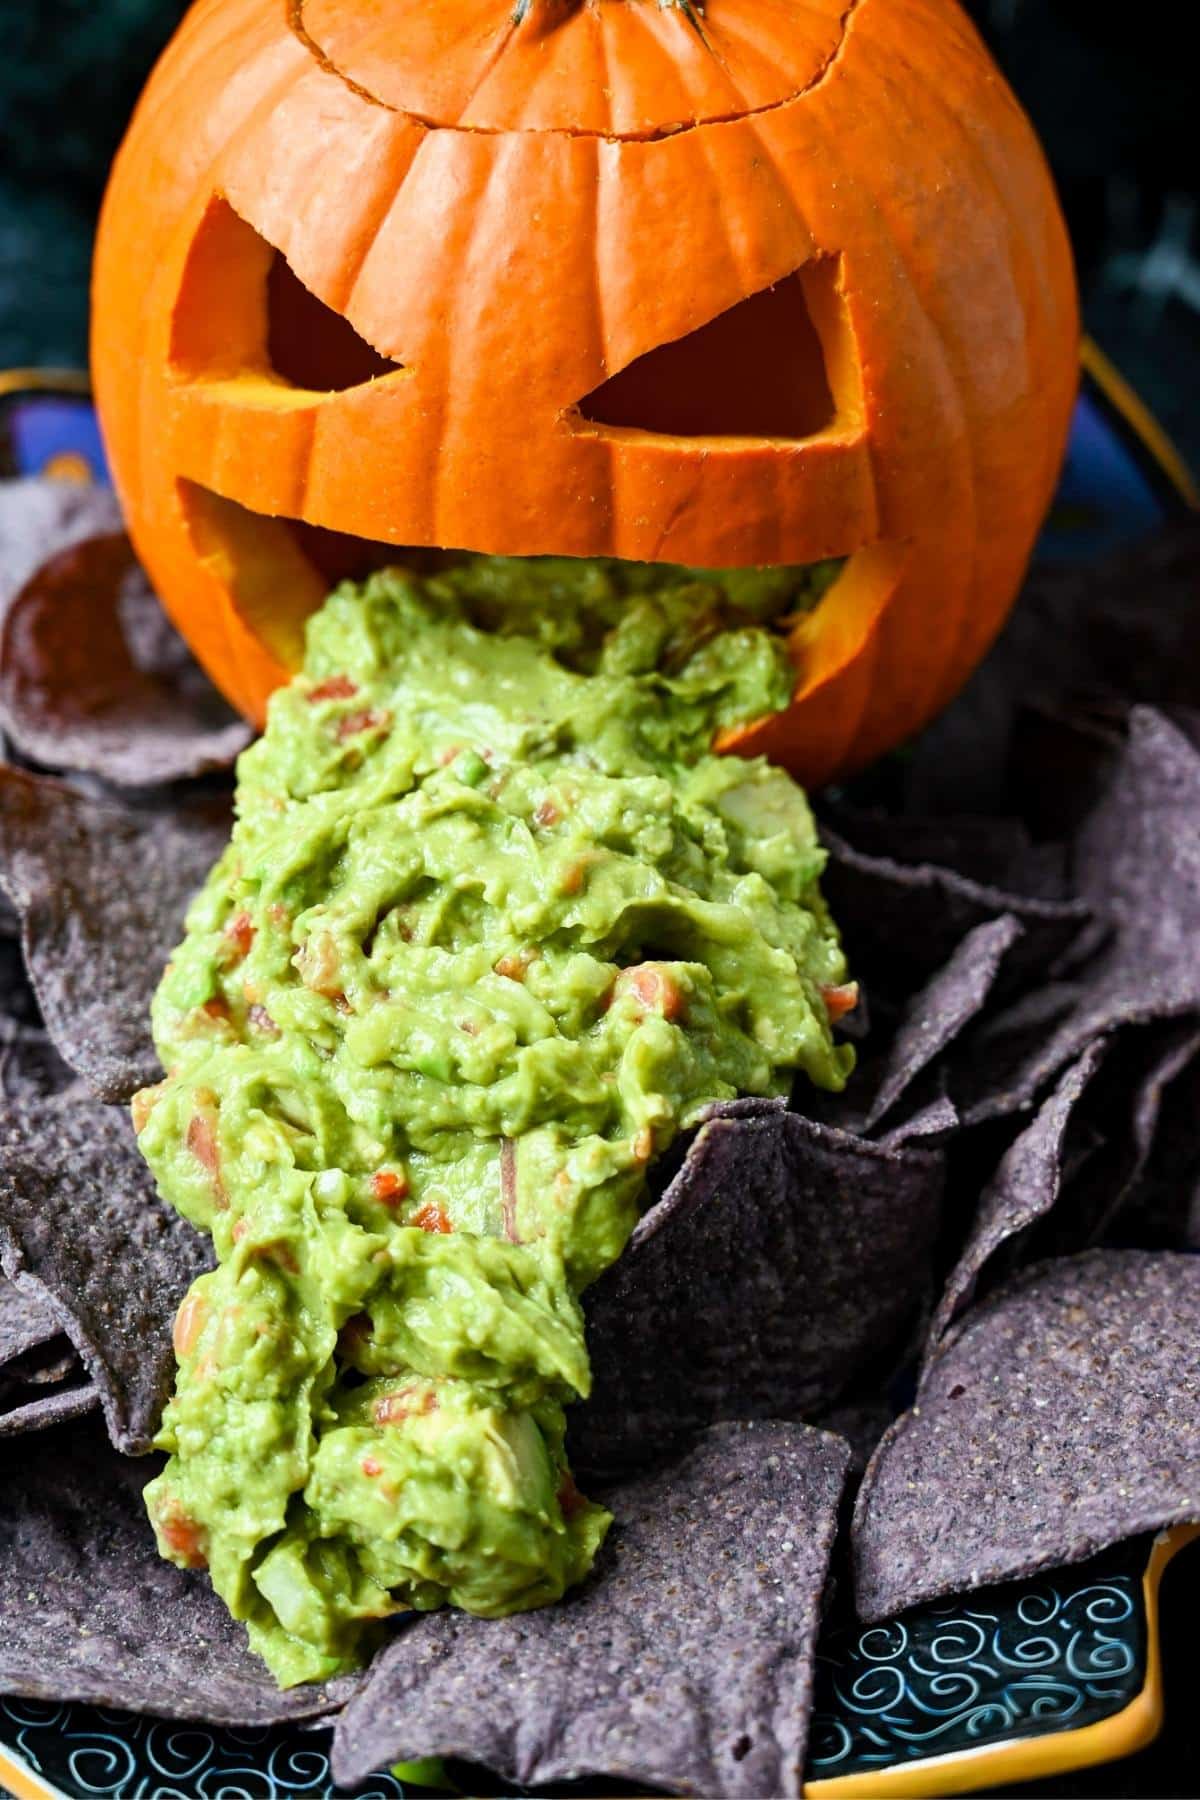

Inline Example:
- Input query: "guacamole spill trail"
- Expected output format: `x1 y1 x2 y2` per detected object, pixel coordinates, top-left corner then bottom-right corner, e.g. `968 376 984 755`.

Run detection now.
134 557 853 1686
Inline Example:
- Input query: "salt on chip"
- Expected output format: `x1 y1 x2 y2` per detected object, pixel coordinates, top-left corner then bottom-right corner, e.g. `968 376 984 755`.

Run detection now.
923 1042 1107 1358
573 1102 943 1480
0 1094 213 1453
0 1414 355 1723
0 531 250 787
0 766 229 1101
854 1249 1200 1622
332 1421 850 1798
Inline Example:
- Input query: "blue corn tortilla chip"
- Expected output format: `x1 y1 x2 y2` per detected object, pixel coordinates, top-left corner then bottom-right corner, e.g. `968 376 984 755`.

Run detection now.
862 914 1024 1131
0 1414 355 1723
956 707 1200 1123
923 1042 1108 1358
0 1015 79 1102
0 1093 213 1453
854 1250 1200 1622
1093 1025 1200 1252
820 826 1087 997
0 1271 58 1366
0 478 124 626
1026 1022 1200 1261
0 1380 98 1438
0 1277 92 1438
572 1101 943 1481
332 1421 850 1797
903 520 1200 817
0 766 230 1101
0 530 250 787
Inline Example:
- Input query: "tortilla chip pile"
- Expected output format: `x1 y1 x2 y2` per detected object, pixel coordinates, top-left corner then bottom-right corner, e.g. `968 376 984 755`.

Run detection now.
3 478 1200 1797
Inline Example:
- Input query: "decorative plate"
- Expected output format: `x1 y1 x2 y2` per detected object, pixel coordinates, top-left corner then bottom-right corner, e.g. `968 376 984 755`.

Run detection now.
0 344 1195 1800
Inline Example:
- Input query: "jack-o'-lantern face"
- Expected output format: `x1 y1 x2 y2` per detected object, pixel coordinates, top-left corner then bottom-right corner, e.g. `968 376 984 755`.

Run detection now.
92 0 1078 783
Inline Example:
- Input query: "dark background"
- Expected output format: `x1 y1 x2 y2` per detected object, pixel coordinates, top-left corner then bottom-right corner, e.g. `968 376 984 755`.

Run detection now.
0 5 1198 1797
0 0 1198 470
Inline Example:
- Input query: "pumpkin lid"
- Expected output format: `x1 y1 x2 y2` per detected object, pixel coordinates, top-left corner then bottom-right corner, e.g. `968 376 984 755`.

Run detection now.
293 0 852 138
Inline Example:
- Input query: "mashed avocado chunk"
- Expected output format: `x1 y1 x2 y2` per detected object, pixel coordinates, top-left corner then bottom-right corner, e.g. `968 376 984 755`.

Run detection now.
135 556 854 1685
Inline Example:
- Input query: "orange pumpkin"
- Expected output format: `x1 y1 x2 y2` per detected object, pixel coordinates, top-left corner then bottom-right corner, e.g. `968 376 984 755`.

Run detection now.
91 0 1077 784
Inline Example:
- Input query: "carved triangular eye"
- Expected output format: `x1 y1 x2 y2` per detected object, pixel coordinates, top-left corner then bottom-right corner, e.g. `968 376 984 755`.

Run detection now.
171 198 403 393
267 252 401 392
578 269 836 440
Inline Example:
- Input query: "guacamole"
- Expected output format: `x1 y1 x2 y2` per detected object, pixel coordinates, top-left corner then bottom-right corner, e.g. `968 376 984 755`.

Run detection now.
134 556 854 1685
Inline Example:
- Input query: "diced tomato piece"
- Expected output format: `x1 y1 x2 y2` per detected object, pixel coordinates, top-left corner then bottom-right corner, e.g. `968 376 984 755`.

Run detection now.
130 1082 165 1135
411 1200 452 1234
820 981 860 1024
374 1385 437 1426
173 1292 209 1359
201 995 231 1024
556 1470 587 1522
612 962 686 1022
223 912 255 960
336 707 390 742
494 946 538 982
249 1238 299 1274
186 1112 228 1208
372 1170 411 1205
361 1457 384 1477
295 932 345 1001
308 674 359 703
154 1500 208 1569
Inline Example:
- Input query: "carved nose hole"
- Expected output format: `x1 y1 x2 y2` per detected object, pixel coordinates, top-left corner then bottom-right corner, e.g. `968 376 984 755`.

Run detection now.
577 263 838 440
267 252 400 392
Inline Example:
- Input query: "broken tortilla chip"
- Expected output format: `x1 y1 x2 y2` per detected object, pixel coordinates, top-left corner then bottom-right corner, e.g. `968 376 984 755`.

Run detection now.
0 765 229 1101
0 1094 213 1452
854 1250 1200 1622
332 1421 850 1797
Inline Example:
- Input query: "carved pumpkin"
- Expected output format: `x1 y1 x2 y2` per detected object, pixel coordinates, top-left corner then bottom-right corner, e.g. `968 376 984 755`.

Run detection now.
92 0 1077 783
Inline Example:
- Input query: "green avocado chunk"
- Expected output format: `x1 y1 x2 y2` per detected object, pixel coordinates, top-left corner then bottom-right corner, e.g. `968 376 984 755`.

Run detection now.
135 556 853 1686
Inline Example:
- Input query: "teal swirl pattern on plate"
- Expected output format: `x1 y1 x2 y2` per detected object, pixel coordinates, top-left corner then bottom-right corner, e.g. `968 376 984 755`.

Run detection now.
807 1535 1148 1778
0 1701 405 1799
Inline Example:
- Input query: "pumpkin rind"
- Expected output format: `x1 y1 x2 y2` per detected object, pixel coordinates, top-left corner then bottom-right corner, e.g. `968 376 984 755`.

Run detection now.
92 0 1078 781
